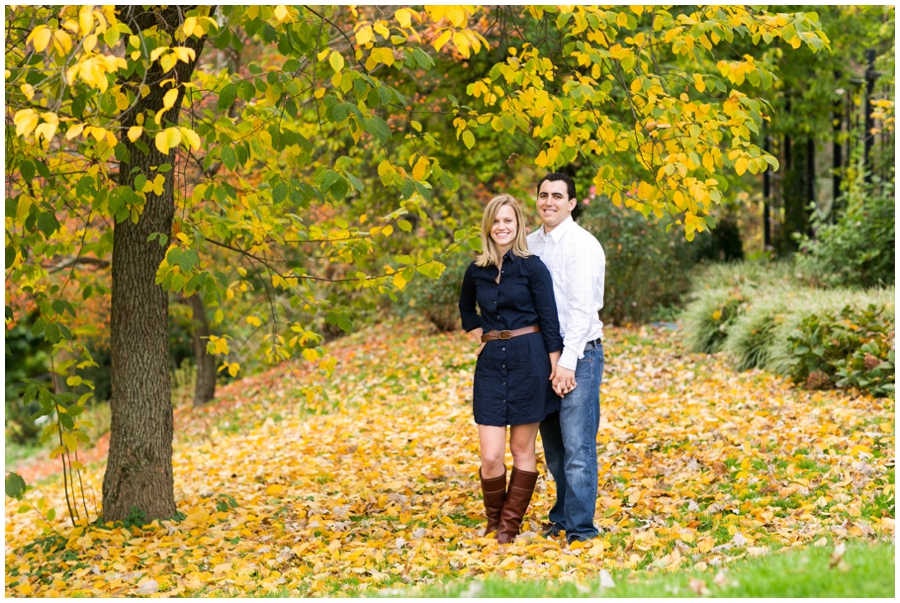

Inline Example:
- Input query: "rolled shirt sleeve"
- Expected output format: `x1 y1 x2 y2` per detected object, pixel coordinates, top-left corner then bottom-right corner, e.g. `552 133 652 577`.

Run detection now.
458 262 482 332
527 257 563 353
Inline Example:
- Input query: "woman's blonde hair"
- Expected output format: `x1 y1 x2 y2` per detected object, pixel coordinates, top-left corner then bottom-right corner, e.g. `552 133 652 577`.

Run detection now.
475 194 532 267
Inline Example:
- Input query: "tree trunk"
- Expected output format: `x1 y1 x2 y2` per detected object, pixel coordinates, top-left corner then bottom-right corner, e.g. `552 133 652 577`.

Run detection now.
187 294 217 406
103 6 207 523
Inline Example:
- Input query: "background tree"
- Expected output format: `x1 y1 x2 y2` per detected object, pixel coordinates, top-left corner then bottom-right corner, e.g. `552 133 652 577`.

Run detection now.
5 5 828 523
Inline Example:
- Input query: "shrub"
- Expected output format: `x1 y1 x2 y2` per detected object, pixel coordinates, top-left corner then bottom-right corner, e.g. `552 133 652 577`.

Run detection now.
784 303 895 397
723 295 791 371
577 192 696 325
396 250 476 332
681 287 751 353
797 177 895 288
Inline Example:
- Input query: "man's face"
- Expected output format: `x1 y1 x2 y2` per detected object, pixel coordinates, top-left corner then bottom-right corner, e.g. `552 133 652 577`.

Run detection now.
537 179 576 233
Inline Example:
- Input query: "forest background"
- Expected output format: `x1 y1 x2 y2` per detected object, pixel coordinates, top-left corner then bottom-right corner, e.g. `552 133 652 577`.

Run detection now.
3 4 895 598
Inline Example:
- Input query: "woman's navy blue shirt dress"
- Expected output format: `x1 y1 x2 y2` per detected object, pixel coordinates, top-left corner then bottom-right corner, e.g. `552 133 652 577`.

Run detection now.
458 251 563 426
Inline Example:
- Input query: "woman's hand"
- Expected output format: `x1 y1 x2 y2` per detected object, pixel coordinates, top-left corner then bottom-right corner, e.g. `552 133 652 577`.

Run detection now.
548 350 561 380
468 328 485 356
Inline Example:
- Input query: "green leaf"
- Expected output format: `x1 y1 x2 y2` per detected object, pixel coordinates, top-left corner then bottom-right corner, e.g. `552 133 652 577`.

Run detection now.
178 250 199 273
6 243 16 269
462 130 475 149
221 146 237 171
37 212 60 237
19 160 35 182
5 472 26 500
412 47 434 69
332 102 351 123
363 116 392 143
272 181 288 204
58 412 75 430
398 219 412 232
238 79 256 102
45 322 61 343
346 172 364 192
217 83 237 112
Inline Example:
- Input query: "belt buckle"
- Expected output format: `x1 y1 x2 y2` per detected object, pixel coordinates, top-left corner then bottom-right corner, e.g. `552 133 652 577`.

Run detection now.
498 330 511 340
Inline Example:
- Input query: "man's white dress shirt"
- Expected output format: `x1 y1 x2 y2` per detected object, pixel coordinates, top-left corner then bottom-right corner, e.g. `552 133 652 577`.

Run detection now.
527 215 605 372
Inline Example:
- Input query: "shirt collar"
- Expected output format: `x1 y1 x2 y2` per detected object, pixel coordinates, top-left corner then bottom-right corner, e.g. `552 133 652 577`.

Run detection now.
539 215 575 243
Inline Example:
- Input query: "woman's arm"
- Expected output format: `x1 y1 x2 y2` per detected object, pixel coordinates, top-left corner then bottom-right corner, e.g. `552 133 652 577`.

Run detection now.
527 257 563 354
458 263 482 332
459 263 485 355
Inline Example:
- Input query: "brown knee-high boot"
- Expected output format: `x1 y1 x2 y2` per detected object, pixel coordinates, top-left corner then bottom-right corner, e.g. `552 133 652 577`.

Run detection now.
480 467 506 537
496 466 538 544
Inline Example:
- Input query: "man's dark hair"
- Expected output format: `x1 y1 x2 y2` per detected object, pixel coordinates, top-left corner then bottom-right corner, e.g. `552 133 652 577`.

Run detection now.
537 172 577 202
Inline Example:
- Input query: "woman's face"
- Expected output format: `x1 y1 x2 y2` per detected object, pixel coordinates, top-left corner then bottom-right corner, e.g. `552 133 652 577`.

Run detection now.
491 204 518 251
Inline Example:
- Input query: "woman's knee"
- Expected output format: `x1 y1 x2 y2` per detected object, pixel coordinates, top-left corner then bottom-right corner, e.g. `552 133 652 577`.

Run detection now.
480 449 505 469
509 441 535 463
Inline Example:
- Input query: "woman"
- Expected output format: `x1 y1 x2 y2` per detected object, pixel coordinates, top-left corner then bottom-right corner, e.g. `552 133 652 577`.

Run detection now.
458 194 562 544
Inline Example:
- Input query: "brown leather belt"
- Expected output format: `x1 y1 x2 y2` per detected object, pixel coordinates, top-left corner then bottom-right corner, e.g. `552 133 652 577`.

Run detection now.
481 325 540 342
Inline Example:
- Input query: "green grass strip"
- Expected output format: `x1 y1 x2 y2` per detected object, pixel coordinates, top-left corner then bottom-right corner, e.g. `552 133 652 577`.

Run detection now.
403 539 894 598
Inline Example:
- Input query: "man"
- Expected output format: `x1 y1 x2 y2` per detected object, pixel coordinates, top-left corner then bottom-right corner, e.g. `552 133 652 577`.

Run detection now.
526 172 606 544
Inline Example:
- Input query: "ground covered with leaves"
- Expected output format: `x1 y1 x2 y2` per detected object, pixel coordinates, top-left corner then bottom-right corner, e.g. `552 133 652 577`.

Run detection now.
5 320 894 597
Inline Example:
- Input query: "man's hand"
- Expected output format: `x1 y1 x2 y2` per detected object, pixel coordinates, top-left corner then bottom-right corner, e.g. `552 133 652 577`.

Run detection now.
552 366 576 396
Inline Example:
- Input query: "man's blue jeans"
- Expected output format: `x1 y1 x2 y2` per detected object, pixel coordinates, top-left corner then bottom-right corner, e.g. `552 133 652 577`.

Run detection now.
540 340 604 539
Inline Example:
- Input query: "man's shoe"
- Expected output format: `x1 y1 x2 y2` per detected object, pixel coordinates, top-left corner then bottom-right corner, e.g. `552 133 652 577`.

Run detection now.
566 533 595 545
541 522 562 538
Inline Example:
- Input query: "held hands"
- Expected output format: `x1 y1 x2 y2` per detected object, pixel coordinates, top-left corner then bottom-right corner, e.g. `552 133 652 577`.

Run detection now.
550 358 576 397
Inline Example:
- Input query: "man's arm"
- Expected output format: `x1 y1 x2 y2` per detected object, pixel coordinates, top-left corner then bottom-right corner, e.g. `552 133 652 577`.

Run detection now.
552 244 602 395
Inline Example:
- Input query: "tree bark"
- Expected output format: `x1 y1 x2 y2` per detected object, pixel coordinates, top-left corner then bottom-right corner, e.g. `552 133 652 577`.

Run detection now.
186 294 217 406
103 6 207 523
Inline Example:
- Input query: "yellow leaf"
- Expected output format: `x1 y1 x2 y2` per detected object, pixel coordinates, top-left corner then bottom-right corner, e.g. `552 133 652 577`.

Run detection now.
393 272 407 290
246 316 262 327
127 125 143 142
434 31 452 52
79 5 94 36
162 88 179 112
83 33 97 53
150 46 169 62
412 156 430 181
173 46 196 63
228 363 239 377
53 29 73 54
734 156 748 176
266 484 285 496
356 25 374 46
693 74 706 93
183 16 196 37
179 127 201 150
274 5 289 22
382 224 394 236
395 8 413 28
452 31 470 58
329 51 345 72
630 5 644 16
155 128 182 154
29 25 52 53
